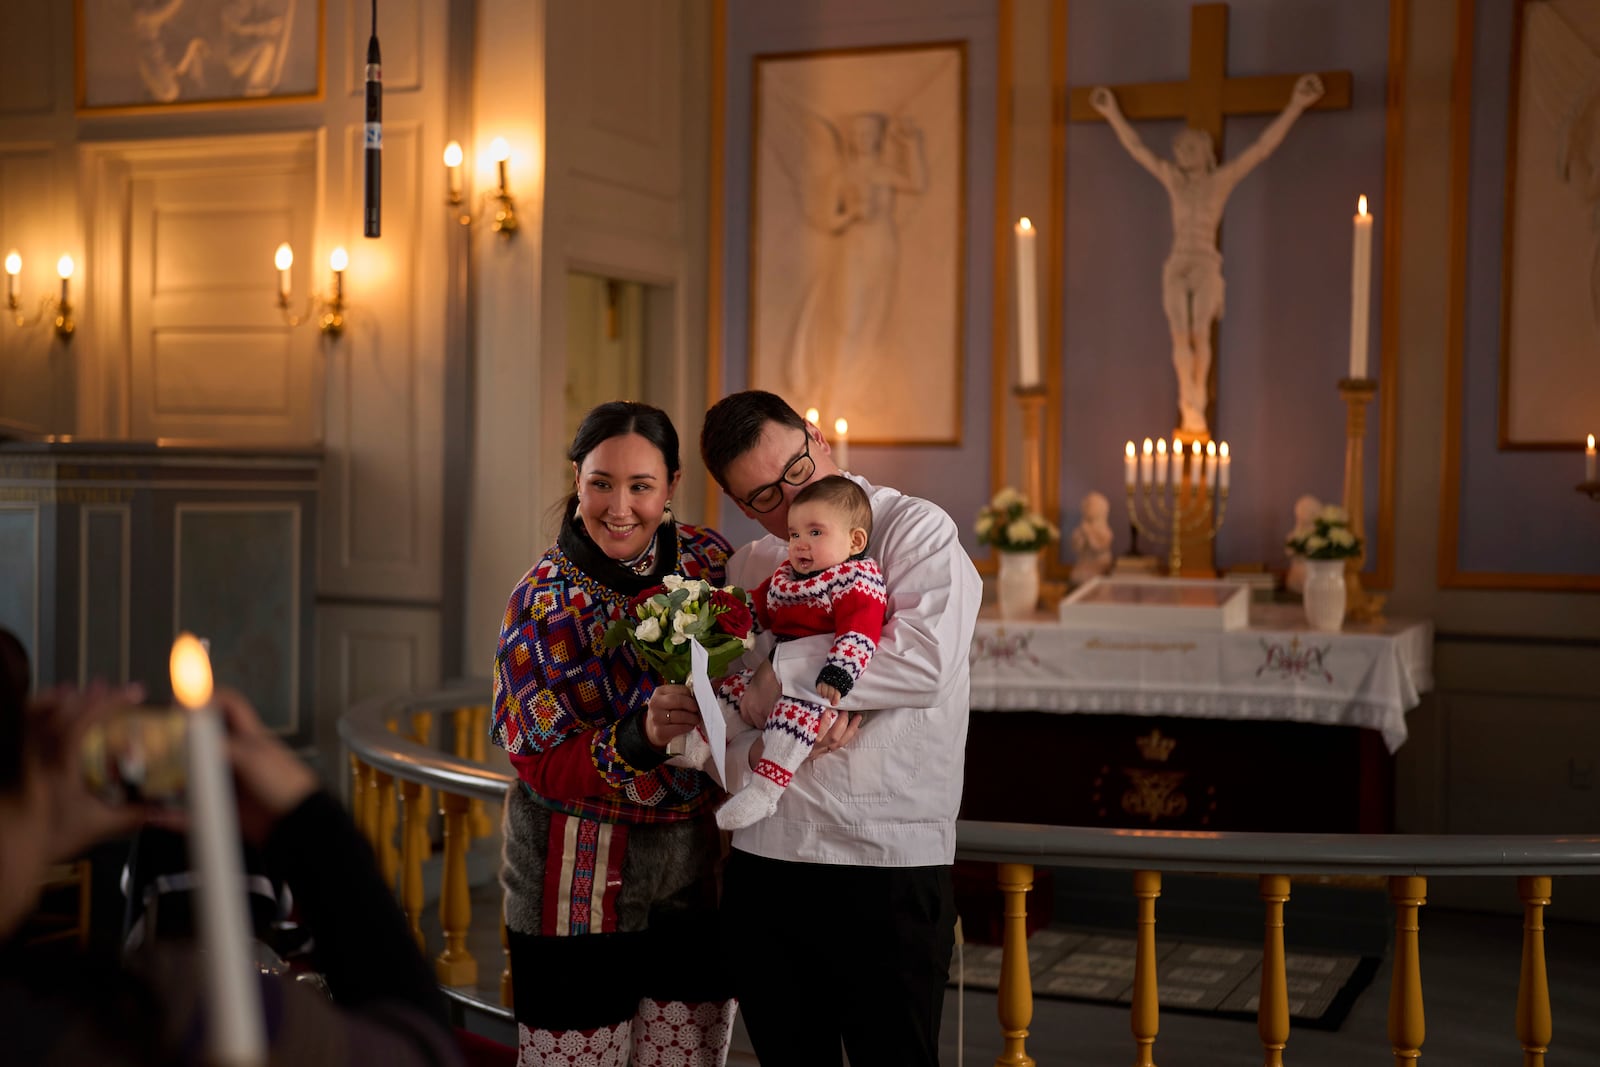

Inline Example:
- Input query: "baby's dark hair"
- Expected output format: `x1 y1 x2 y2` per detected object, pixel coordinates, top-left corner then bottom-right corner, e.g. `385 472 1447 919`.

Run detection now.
792 476 873 539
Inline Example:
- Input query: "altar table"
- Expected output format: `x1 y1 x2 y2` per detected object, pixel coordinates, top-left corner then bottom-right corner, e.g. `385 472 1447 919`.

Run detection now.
960 603 1434 834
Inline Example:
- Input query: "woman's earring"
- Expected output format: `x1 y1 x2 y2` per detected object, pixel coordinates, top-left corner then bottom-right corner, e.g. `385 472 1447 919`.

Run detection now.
663 499 675 524
573 497 582 519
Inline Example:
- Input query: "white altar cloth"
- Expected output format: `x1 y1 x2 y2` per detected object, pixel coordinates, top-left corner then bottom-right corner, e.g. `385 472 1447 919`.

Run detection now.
968 603 1433 753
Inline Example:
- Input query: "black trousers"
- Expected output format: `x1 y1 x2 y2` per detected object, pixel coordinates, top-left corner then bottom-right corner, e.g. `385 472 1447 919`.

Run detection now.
719 848 957 1067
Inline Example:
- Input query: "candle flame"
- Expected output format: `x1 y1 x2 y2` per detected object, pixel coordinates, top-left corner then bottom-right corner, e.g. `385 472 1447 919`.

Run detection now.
1358 195 1368 216
805 407 820 426
1156 438 1167 455
170 633 214 711
1142 438 1153 456
1018 216 1033 231
4 251 18 276
329 246 349 272
1125 441 1135 458
1588 434 1595 450
56 255 74 280
1191 440 1202 456
490 137 511 163
442 141 464 168
834 417 848 438
274 242 293 271
1206 441 1217 456
1220 442 1230 458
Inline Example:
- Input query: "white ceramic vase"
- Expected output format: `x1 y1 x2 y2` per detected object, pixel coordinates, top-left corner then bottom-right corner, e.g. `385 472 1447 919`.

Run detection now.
1301 558 1347 632
998 551 1041 619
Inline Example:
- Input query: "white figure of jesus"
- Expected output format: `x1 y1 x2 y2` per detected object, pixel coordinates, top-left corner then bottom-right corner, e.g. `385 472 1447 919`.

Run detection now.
1090 74 1325 434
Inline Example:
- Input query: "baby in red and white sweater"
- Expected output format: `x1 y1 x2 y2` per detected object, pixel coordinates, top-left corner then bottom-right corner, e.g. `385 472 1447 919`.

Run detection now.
704 475 887 829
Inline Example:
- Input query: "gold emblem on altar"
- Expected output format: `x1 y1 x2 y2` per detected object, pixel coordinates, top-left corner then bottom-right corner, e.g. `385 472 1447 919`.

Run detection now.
1122 769 1189 822
1135 728 1177 762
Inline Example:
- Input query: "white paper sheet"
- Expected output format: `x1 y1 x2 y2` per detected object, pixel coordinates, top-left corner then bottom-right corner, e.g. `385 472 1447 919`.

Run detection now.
689 639 727 784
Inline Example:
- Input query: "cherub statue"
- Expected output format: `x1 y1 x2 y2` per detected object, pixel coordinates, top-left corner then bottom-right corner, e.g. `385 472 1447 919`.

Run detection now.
1090 74 1325 435
1069 491 1116 586
1285 493 1323 594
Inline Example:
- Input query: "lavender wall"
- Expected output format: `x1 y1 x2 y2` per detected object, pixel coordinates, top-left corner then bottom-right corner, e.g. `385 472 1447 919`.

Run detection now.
1456 0 1600 576
717 0 999 553
1059 0 1391 573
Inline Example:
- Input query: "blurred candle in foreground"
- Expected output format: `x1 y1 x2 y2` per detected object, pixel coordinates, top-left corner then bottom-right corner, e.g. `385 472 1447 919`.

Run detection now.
171 634 265 1067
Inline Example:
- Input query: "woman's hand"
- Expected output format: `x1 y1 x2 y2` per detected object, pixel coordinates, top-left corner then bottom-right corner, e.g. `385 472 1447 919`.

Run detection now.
25 682 153 863
645 684 702 751
214 687 319 846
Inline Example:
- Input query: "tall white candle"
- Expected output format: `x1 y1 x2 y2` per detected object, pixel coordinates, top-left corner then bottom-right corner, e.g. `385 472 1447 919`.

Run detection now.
1155 438 1169 487
171 634 266 1067
1205 441 1218 488
1587 434 1596 483
273 243 293 305
1349 196 1373 380
1219 442 1231 490
833 417 849 470
5 250 19 308
1140 438 1153 486
1124 441 1136 488
1013 218 1040 388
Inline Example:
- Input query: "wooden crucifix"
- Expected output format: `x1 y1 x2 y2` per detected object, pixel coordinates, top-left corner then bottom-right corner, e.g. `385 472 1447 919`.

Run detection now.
1069 2 1352 439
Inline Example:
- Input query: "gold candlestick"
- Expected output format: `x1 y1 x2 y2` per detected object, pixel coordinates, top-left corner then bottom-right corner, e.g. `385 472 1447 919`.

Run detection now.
1015 385 1047 512
1339 378 1384 621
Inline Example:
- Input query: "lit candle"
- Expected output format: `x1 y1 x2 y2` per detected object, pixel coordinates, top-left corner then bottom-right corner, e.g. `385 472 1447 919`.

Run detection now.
170 634 266 1066
273 243 293 305
1171 438 1183 484
833 417 849 469
1190 440 1202 491
1205 441 1218 488
443 140 464 202
1587 434 1596 483
1155 437 1169 487
1013 218 1040 388
1124 441 1136 488
805 407 820 429
4 250 18 308
56 254 73 308
1219 441 1231 490
329 246 348 303
1140 438 1153 486
491 137 511 193
1350 195 1373 380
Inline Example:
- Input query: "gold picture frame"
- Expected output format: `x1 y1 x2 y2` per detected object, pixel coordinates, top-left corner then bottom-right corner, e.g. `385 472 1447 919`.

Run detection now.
747 41 967 447
76 0 325 115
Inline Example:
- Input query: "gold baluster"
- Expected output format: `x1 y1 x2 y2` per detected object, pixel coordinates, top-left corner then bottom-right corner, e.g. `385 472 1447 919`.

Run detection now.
374 721 400 890
1388 875 1427 1066
398 776 427 950
469 706 494 838
1258 875 1291 1067
436 791 478 987
450 708 476 842
501 914 514 1007
409 711 434 855
365 760 385 851
349 754 371 844
1132 869 1162 1067
1516 876 1553 1067
994 863 1036 1067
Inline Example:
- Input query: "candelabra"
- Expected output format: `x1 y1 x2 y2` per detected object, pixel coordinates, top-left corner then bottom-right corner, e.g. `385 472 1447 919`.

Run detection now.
1125 437 1229 576
1339 378 1384 620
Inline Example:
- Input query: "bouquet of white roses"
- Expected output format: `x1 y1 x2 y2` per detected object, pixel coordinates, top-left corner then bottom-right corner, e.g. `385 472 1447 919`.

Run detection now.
1286 505 1362 560
975 487 1059 553
602 574 756 684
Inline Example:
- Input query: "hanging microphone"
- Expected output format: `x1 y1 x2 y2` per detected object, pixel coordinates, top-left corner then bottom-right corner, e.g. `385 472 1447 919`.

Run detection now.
363 1 382 238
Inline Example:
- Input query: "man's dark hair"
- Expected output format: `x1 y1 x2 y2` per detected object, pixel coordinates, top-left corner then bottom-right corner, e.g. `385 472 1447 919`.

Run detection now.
0 629 30 795
700 390 806 490
792 476 873 541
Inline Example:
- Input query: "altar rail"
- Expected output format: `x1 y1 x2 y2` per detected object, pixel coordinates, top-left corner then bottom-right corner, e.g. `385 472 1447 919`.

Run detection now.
340 689 1600 1067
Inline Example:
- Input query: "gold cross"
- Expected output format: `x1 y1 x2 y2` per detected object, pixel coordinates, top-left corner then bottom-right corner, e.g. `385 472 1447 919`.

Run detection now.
1067 3 1352 154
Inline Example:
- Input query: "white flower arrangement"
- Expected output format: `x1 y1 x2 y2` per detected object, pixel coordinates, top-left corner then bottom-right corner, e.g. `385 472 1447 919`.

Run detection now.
1286 505 1363 561
975 487 1059 554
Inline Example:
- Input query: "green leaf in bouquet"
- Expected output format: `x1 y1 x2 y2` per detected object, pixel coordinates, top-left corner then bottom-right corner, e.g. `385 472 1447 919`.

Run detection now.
602 621 630 650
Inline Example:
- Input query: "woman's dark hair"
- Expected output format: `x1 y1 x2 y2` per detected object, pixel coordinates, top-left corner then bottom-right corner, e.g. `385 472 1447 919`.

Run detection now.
568 401 681 477
0 628 31 795
700 390 806 490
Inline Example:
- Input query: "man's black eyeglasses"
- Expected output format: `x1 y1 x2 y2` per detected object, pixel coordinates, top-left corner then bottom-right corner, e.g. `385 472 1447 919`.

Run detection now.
741 430 816 513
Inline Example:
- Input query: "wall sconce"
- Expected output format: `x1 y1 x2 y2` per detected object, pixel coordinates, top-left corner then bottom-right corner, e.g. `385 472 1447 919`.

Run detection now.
4 250 75 340
273 242 348 337
443 137 518 239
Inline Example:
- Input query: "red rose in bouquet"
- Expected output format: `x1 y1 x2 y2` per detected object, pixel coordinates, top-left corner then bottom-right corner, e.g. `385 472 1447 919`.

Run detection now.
710 588 754 640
